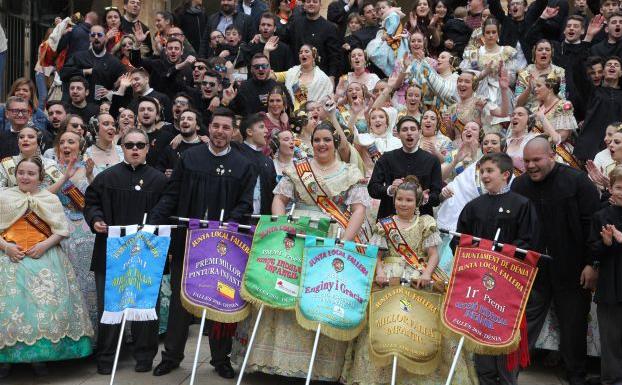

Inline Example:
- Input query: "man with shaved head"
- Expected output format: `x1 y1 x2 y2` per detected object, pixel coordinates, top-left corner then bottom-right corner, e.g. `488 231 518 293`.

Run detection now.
511 136 600 385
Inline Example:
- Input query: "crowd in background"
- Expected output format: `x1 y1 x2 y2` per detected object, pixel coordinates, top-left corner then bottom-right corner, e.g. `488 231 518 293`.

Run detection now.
0 0 622 384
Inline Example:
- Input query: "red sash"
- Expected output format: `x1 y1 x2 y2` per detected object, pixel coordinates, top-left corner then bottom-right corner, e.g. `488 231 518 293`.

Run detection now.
23 210 53 238
294 158 369 244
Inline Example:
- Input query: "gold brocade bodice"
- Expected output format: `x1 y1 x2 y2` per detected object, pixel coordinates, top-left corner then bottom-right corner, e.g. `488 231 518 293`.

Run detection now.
2 217 48 251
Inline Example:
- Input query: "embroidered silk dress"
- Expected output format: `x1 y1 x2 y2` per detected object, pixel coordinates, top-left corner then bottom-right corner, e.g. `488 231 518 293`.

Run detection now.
0 187 93 362
55 161 98 337
232 161 371 381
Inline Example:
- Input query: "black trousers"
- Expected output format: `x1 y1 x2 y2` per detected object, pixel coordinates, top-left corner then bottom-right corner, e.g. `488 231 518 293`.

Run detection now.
474 354 518 385
95 272 160 367
525 280 591 382
160 259 232 367
597 302 622 385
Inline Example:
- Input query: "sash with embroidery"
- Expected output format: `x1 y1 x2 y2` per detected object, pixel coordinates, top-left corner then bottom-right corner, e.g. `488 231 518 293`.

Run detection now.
45 163 86 210
555 143 582 170
294 158 369 243
452 116 465 134
23 210 53 238
432 106 450 137
513 167 523 177
379 216 449 284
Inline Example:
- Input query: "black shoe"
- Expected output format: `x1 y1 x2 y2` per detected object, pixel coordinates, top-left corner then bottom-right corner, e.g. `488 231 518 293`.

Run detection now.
152 360 179 376
31 362 49 377
97 363 112 375
215 363 235 379
135 361 152 372
0 363 11 379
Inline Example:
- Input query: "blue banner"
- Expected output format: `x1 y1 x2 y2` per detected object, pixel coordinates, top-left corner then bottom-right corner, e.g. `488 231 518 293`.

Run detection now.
102 225 171 324
296 236 378 341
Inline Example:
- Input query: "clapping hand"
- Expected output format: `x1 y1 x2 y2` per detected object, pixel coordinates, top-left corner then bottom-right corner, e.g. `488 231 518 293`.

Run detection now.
586 160 610 189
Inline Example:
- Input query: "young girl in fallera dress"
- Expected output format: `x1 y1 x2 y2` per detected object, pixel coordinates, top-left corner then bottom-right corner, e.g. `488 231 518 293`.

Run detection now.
341 176 478 385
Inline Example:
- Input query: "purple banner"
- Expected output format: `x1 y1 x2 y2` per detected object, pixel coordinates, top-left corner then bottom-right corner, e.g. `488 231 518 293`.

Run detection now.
181 221 253 323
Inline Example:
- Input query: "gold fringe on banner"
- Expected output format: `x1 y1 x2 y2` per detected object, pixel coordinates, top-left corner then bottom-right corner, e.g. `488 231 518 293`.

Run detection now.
294 307 367 341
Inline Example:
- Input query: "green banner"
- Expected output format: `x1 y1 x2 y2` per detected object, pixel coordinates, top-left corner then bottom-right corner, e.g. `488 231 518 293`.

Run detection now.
241 215 330 309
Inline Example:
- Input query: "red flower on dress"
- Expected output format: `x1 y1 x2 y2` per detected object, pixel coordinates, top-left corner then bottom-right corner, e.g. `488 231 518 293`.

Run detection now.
562 101 572 111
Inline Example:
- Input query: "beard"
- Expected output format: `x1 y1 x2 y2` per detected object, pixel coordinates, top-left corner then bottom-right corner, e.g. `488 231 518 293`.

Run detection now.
92 41 105 54
180 129 196 138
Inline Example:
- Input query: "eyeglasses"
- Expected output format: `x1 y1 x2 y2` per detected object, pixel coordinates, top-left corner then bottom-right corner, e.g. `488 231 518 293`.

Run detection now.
252 63 270 70
202 81 217 87
90 32 105 38
8 108 29 116
123 142 147 150
174 100 189 106
193 65 207 71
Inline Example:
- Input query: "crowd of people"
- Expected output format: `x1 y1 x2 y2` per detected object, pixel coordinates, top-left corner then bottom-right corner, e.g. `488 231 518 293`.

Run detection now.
0 0 622 384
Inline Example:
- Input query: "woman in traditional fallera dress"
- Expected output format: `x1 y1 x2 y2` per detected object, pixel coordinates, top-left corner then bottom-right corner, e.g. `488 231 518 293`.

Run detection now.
459 17 524 129
0 157 93 378
366 0 409 77
233 122 370 381
0 126 58 189
53 130 99 337
271 44 333 112
341 176 478 385
514 39 566 112
532 74 581 170
445 69 509 137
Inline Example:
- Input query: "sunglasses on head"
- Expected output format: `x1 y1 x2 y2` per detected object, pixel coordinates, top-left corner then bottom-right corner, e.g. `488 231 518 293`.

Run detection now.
90 32 105 38
252 63 269 70
202 81 217 87
123 142 147 150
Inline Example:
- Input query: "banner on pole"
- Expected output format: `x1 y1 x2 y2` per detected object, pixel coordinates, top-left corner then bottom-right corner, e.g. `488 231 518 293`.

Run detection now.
181 220 253 323
368 286 442 374
296 236 378 341
102 225 171 324
441 236 539 354
241 215 330 309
